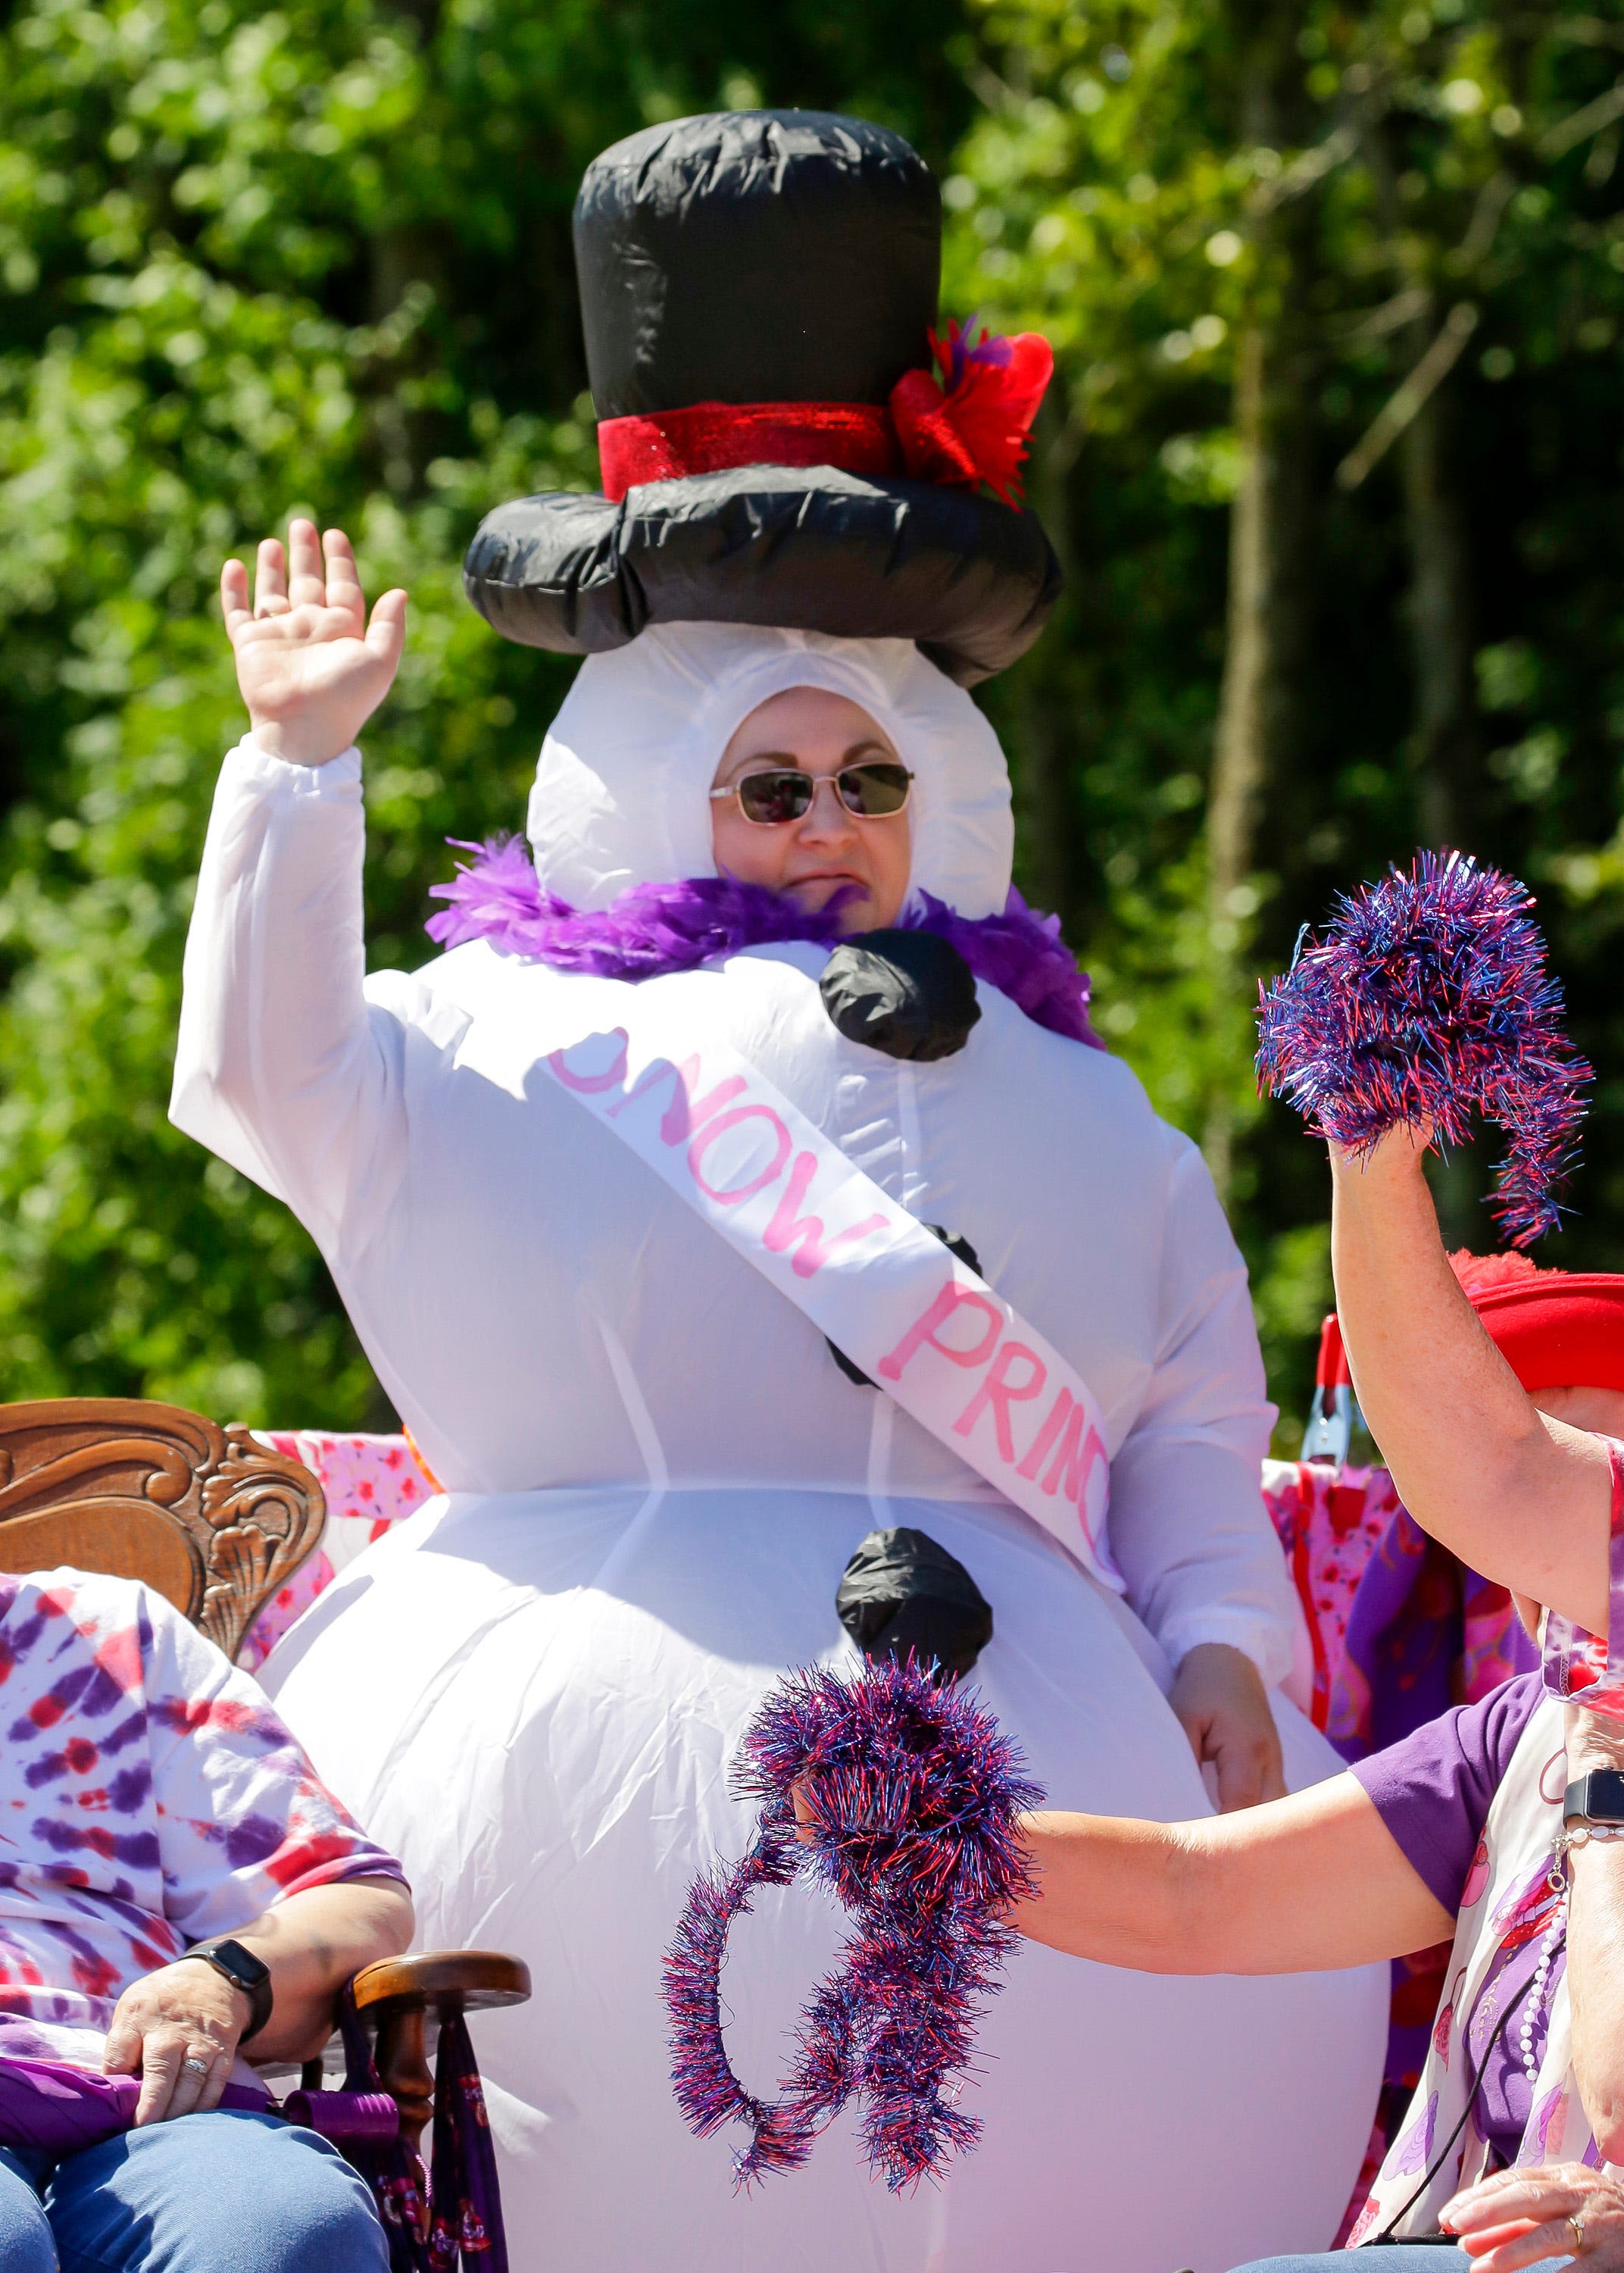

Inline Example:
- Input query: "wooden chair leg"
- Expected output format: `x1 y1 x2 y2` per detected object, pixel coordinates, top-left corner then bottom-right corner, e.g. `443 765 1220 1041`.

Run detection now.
348 1949 531 2158
373 2003 435 2155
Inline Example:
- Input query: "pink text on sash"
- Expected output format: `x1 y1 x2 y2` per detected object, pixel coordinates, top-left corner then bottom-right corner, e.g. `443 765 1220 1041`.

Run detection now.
548 1030 1113 1572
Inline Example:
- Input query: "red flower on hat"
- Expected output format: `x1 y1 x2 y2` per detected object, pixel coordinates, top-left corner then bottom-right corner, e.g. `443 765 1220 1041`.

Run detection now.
889 318 1056 505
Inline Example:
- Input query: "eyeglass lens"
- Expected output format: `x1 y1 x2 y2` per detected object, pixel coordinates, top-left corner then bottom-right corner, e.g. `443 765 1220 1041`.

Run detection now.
736 762 911 825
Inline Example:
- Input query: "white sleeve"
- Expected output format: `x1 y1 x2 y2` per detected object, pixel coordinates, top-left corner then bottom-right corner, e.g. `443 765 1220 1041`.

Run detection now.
169 734 407 1258
1107 1133 1295 1685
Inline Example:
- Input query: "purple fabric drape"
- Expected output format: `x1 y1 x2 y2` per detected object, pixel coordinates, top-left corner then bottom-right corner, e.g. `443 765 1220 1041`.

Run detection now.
426 2012 505 2273
323 1989 431 2273
426 840 1104 1051
280 2086 401 2146
327 1987 507 2273
0 2060 269 2158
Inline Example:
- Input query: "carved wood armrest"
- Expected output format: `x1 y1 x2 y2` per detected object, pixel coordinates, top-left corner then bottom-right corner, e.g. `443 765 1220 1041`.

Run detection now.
342 1949 532 2153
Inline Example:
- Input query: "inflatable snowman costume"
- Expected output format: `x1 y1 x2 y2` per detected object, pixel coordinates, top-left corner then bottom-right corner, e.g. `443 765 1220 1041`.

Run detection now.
174 111 1384 2273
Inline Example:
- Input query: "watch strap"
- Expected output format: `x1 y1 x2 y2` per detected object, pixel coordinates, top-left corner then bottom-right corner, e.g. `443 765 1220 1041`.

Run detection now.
1563 1768 1624 1827
184 1937 273 2043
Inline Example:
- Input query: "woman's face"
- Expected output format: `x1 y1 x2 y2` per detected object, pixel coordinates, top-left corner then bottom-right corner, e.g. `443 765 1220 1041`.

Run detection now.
709 686 913 934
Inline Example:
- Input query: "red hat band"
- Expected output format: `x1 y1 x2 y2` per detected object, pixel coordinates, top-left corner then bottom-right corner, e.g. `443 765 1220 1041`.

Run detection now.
597 323 1055 509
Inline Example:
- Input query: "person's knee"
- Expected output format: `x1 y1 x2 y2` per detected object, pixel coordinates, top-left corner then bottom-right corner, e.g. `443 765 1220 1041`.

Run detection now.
1226 2261 1348 2271
1227 2259 1469 2271
50 2112 388 2273
233 2124 390 2273
0 2150 58 2273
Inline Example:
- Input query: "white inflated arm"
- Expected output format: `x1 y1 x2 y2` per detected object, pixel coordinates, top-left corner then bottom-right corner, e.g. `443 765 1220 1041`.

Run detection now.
170 736 405 1257
1108 1135 1295 1685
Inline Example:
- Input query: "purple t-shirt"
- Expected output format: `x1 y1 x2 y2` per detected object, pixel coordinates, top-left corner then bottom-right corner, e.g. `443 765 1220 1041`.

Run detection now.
1352 1671 1550 2165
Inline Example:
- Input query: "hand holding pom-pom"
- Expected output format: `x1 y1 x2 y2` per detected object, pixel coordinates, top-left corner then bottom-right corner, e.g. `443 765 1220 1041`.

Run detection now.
662 1658 1042 2192
1255 851 1591 1246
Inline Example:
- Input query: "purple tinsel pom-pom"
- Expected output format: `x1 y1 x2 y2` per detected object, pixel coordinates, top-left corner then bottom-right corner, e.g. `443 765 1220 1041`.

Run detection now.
661 1658 1043 2193
1255 851 1591 1246
425 839 1103 1049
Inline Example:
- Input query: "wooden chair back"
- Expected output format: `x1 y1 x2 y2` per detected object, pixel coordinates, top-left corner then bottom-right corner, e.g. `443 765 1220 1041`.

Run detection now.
0 1397 325 1662
0 1393 531 2146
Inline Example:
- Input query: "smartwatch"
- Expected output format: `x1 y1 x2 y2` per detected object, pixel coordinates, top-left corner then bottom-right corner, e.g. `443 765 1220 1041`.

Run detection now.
1562 1768 1624 1829
183 1938 273 2043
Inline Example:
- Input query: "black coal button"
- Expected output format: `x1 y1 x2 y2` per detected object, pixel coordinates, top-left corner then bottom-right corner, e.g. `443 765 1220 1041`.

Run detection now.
820 929 981 1062
836 1525 994 1684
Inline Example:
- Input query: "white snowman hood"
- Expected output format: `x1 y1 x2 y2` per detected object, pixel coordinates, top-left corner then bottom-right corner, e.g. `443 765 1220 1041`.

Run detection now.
524 623 1015 920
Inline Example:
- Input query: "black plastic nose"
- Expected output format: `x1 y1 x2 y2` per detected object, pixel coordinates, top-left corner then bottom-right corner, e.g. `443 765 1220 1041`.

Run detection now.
820 929 981 1062
836 1525 994 1684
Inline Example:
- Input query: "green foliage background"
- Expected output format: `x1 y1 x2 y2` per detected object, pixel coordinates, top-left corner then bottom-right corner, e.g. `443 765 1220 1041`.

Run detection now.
2 0 1623 1441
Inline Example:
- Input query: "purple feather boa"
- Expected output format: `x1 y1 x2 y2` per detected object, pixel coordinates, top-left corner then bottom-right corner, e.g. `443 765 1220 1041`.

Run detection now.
426 838 1103 1049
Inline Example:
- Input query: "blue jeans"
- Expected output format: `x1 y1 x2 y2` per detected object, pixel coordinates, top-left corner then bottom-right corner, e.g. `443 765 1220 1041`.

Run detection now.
1231 2255 1470 2269
0 2109 389 2273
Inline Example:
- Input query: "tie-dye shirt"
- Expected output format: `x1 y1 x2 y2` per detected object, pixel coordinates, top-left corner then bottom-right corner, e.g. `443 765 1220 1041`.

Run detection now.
0 1568 404 2071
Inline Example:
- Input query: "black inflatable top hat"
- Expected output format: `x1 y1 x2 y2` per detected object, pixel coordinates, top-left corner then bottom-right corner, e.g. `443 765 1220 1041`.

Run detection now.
462 110 1061 686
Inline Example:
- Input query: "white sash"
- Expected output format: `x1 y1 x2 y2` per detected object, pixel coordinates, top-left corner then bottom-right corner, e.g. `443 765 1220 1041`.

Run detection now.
542 1005 1122 1594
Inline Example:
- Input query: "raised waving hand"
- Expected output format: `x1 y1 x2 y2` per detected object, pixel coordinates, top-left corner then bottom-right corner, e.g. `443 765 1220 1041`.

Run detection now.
221 518 406 767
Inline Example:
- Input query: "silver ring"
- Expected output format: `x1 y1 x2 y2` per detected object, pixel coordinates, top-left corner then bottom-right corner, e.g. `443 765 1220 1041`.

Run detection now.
183 2056 212 2077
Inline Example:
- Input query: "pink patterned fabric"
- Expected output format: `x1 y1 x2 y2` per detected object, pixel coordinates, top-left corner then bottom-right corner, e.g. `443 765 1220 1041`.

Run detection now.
1262 1459 1532 1749
0 1569 401 2071
1465 1582 1532 1705
239 1434 440 1673
1261 1461 1403 1739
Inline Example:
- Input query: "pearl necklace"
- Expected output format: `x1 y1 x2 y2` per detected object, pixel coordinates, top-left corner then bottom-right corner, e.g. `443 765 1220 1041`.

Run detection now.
1526 1822 1624 2084
1521 1880 1569 2085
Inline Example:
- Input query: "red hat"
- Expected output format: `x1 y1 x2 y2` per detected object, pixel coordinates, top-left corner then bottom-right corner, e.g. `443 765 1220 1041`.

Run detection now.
1316 1252 1624 1399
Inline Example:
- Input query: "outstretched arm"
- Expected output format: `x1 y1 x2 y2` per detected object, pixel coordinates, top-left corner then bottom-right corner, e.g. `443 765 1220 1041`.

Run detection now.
1011 1769 1453 1974
1330 1128 1610 1636
171 521 412 1250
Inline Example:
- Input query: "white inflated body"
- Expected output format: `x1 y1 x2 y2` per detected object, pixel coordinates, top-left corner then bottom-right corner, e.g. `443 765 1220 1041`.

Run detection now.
172 628 1386 2271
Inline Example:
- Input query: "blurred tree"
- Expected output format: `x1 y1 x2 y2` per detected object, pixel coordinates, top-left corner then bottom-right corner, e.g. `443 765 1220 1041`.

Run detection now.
0 0 971 1423
6 0 1624 1450
946 0 1624 1437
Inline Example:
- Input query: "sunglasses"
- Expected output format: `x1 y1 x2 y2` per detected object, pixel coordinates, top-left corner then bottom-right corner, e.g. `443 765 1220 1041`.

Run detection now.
709 760 914 827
